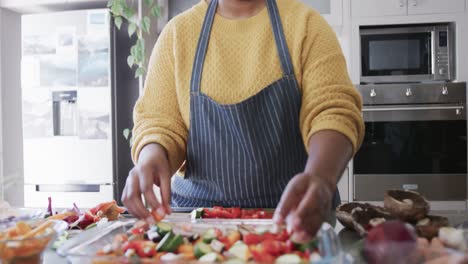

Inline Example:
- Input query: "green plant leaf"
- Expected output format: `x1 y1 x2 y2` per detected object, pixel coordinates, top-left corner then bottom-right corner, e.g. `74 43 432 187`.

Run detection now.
123 128 131 140
123 7 135 19
135 67 146 78
130 45 136 55
141 16 151 33
128 22 137 37
151 5 161 18
107 0 114 8
127 55 135 68
111 2 123 16
144 0 154 6
115 16 123 30
134 39 145 63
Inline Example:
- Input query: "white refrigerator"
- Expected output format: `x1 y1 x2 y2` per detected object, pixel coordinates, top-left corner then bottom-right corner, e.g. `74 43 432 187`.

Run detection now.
21 9 114 208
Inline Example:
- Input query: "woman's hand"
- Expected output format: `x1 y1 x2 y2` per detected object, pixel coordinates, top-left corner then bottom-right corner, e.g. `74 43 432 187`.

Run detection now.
274 130 354 242
274 172 334 242
122 143 172 221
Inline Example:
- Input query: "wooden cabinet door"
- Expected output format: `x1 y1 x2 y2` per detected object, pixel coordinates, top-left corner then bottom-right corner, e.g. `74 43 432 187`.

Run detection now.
352 0 408 17
407 0 466 15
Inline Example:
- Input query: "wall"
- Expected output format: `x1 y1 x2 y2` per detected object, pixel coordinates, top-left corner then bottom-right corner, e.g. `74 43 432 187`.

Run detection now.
0 8 23 206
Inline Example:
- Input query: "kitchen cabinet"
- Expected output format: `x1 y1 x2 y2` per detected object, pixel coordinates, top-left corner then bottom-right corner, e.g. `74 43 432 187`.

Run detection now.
352 0 407 17
407 0 466 15
302 0 343 26
352 0 466 17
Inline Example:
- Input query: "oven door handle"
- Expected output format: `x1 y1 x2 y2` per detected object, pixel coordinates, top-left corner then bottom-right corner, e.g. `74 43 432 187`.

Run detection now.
363 105 464 112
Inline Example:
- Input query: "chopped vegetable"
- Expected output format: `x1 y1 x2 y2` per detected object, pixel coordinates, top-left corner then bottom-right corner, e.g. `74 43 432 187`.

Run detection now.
194 242 213 259
151 209 165 222
275 254 302 264
195 207 273 219
156 232 174 252
210 239 225 253
228 242 251 261
191 208 204 219
199 252 223 262
203 228 219 243
91 208 319 263
155 222 172 237
160 253 183 261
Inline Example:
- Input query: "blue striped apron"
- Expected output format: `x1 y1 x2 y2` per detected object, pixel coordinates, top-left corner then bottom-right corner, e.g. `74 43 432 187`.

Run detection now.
172 0 340 208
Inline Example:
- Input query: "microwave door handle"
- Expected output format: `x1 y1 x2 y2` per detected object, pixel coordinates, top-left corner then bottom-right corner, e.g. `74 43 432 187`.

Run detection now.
363 105 464 112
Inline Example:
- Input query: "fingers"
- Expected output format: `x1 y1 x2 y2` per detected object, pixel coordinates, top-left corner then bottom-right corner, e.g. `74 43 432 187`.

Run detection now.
274 174 308 225
139 166 161 212
122 171 150 219
159 166 172 214
290 185 323 242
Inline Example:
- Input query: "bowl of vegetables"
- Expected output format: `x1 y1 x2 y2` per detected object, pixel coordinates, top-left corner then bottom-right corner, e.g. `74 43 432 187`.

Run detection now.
0 219 68 264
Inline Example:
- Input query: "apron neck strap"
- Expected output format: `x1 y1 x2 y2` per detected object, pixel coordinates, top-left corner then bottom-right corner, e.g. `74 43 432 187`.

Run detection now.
190 0 295 93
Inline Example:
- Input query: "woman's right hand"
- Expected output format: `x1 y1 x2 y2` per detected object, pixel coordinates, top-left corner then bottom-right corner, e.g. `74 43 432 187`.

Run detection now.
121 143 172 221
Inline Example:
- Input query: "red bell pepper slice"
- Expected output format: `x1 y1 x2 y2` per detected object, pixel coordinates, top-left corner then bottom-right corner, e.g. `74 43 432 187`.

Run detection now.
250 245 276 263
243 233 264 245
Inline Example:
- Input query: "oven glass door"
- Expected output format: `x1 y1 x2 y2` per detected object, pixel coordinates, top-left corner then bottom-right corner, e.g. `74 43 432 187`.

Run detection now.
361 32 432 77
354 120 467 175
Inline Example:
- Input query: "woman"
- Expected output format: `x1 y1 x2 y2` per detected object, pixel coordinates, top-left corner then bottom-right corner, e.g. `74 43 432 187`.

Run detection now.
122 0 364 242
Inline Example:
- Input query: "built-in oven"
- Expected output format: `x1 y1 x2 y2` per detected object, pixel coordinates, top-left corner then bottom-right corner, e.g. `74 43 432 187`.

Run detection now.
354 82 467 206
360 23 455 84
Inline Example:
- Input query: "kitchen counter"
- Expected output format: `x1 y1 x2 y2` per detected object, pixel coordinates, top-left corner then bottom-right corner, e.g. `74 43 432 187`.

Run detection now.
42 210 468 263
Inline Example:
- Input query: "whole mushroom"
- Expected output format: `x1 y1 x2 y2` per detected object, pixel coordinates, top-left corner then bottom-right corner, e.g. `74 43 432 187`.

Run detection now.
384 190 429 223
415 215 449 240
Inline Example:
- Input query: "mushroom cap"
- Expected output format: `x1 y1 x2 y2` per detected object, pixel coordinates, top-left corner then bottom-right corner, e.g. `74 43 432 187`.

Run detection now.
352 205 395 236
415 215 449 240
336 202 367 230
384 190 430 223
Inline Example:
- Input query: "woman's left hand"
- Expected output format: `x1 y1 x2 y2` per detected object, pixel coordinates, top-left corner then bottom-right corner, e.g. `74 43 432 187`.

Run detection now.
273 172 335 243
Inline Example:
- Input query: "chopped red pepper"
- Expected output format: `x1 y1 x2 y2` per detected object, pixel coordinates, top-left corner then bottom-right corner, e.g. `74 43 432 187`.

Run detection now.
243 231 290 245
243 233 264 245
200 207 272 219
131 227 145 235
250 245 276 263
262 239 287 256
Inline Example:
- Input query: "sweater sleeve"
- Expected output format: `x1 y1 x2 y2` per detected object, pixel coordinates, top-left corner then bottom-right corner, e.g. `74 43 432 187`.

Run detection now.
131 22 188 173
299 14 364 154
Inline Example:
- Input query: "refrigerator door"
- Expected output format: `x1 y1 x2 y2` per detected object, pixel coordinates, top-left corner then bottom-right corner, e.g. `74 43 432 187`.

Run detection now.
24 183 113 208
21 9 114 207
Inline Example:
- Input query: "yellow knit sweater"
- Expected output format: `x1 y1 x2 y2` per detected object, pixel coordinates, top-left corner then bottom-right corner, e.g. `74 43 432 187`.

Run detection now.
132 0 365 173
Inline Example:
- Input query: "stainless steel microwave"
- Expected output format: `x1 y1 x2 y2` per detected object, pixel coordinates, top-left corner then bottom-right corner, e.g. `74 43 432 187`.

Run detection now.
360 24 455 84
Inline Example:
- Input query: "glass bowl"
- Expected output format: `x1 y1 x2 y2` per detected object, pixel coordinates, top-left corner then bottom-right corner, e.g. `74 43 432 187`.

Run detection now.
0 219 68 264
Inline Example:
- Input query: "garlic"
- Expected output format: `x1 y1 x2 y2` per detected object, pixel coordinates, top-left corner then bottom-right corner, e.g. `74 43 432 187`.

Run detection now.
417 218 430 226
402 199 414 206
369 217 386 227
439 227 467 251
